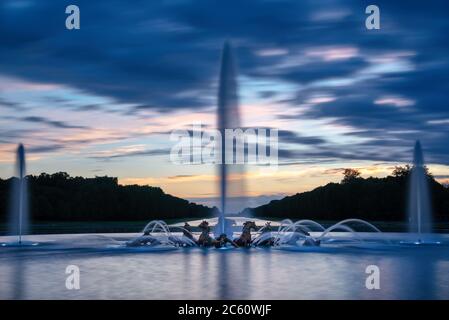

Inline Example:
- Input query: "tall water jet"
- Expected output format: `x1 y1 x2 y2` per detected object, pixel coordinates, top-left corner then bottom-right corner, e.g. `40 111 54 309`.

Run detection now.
8 144 29 244
216 41 246 237
408 140 432 238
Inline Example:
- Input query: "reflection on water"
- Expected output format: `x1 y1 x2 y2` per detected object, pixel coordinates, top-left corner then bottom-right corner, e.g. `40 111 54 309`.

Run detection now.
12 257 25 299
1 237 449 299
217 250 230 299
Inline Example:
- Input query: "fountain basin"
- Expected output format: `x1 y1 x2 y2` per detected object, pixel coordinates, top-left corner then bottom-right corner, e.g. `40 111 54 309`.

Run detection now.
1 232 449 299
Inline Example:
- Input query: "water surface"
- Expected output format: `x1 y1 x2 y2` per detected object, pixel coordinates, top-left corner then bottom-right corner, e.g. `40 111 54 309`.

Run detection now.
1 233 448 299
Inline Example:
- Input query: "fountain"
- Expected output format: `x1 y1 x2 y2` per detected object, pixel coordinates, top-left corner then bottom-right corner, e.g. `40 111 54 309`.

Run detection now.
405 140 435 244
4 144 31 246
124 42 247 248
215 41 246 238
126 42 387 249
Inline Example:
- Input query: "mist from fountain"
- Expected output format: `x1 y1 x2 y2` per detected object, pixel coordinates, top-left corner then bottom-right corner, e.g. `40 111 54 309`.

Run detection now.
408 140 432 240
8 144 29 245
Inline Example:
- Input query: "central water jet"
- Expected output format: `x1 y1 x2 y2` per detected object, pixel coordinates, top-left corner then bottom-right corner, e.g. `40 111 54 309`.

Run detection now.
216 41 245 237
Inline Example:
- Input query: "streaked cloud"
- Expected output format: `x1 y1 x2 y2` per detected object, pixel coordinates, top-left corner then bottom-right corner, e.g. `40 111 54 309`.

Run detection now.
305 46 359 61
1 0 449 200
374 96 415 108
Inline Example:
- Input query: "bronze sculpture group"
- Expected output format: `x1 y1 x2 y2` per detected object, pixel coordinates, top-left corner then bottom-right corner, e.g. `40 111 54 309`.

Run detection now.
128 220 320 248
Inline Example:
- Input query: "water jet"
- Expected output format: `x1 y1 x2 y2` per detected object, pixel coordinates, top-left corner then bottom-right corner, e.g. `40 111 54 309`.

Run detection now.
406 140 434 243
8 144 30 246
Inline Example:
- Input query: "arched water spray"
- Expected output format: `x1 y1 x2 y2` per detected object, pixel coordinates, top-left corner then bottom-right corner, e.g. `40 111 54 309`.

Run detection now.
252 218 382 246
137 220 196 247
8 144 29 244
134 217 384 248
278 219 326 233
317 219 382 240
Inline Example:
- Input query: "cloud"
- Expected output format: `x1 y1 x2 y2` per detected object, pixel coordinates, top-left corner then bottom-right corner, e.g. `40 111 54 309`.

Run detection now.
89 148 171 161
374 96 415 108
1 0 449 168
0 98 27 111
168 174 195 180
20 116 87 129
278 130 327 145
304 46 359 62
27 144 65 153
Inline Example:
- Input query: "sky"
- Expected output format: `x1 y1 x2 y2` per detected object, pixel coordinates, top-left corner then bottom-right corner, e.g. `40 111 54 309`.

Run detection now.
1 0 449 208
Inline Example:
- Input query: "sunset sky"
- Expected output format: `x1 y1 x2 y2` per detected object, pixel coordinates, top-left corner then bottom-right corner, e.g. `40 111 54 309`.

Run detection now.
1 0 449 208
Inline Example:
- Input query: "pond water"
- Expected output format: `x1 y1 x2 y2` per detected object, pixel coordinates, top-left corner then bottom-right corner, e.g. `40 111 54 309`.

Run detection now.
1 233 449 299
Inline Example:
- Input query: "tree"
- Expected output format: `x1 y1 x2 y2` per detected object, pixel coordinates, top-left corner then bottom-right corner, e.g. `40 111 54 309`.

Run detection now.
392 164 433 179
341 168 361 184
392 165 411 178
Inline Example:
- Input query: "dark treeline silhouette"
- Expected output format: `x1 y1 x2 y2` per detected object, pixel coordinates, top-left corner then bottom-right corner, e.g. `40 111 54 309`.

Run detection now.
2 167 449 223
0 172 216 222
243 166 449 222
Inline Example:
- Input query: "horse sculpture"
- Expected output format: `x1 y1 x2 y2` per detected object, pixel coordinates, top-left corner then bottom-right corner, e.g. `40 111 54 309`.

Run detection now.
197 220 237 248
234 221 257 247
197 220 216 246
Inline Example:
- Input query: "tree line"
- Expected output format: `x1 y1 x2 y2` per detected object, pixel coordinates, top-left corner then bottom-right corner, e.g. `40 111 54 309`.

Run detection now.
0 172 216 222
244 166 449 222
2 167 449 223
